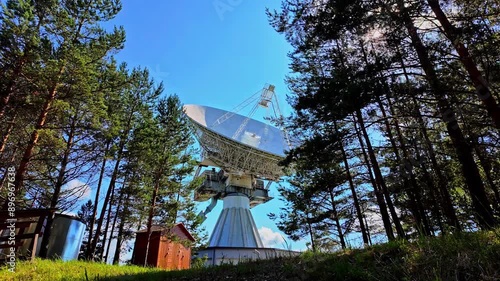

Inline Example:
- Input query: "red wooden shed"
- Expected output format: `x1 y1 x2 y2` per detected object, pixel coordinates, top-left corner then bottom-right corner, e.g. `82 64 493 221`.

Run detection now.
131 223 195 270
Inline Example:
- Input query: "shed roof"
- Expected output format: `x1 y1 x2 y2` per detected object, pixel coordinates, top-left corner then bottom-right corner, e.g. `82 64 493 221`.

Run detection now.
136 223 195 242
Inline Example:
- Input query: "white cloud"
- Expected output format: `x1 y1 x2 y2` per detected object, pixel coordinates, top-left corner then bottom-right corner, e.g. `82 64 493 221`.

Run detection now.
62 179 91 201
258 226 285 248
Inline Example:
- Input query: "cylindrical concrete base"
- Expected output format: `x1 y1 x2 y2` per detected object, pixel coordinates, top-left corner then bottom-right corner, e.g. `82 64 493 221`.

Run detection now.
208 193 263 248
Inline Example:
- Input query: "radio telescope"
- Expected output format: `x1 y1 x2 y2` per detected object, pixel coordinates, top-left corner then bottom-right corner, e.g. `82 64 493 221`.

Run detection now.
184 85 294 264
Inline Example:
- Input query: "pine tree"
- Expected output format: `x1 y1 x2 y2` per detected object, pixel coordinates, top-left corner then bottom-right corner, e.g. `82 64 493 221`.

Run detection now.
6 0 125 205
268 0 500 247
127 95 198 265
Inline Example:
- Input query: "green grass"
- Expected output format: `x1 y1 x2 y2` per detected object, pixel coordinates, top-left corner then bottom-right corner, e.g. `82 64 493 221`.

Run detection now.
2 229 500 280
0 259 168 281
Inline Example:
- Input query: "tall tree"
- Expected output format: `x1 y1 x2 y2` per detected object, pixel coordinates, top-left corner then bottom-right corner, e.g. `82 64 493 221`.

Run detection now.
88 67 161 259
8 0 125 206
128 95 198 265
269 0 500 247
0 0 48 119
425 0 500 128
392 0 496 228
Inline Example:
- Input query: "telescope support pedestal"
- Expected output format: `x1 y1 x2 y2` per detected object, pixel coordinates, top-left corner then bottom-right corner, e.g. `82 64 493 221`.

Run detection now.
208 193 263 248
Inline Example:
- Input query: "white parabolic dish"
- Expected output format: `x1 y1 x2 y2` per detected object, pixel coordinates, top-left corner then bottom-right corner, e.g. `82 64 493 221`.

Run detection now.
183 104 288 180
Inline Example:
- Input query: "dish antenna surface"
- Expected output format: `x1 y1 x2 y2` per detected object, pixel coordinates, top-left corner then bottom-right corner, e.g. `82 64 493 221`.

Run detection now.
184 84 290 249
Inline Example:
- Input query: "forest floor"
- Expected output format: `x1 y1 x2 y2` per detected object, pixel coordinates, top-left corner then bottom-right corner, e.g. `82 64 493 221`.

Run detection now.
1 228 499 281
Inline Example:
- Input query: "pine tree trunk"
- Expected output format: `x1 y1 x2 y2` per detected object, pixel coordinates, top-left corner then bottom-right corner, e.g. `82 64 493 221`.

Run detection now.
334 120 370 245
391 50 461 231
306 210 316 252
472 139 500 209
0 146 17 192
364 214 373 245
333 41 397 239
39 113 77 258
0 114 17 193
328 188 346 249
86 140 111 259
105 188 123 262
360 40 429 235
0 51 28 120
354 115 395 240
406 92 461 232
0 11 46 120
0 112 17 155
0 71 18 120
396 50 460 231
112 217 125 265
11 10 85 199
113 193 130 264
172 192 181 225
101 186 116 261
355 108 406 238
144 171 162 266
376 95 431 236
90 89 140 258
12 64 65 198
427 0 500 128
412 139 442 235
90 137 126 259
398 1 496 228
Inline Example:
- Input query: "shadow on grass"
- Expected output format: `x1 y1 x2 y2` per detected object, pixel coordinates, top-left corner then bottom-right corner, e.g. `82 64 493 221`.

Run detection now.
85 257 309 281
73 231 500 281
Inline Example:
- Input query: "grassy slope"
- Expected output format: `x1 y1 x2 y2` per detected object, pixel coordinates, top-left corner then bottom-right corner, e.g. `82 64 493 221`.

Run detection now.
1 229 500 281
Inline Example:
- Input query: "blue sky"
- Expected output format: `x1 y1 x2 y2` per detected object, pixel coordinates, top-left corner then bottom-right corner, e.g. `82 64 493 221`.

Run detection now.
97 0 308 253
110 0 292 112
